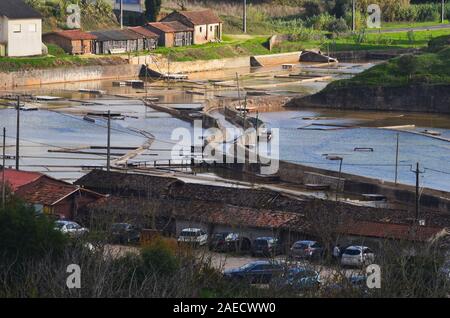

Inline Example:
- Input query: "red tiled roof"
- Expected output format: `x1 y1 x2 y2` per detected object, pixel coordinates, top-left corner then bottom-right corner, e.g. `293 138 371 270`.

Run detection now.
339 220 447 242
179 205 302 230
46 30 97 40
127 26 159 39
2 169 43 191
15 177 79 206
170 10 222 25
146 21 193 33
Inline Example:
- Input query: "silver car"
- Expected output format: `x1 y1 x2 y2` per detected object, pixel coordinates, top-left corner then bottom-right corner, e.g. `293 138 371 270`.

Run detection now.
54 220 89 238
341 246 375 267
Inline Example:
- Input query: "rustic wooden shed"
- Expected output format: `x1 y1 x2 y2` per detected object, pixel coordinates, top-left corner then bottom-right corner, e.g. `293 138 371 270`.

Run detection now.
127 26 159 51
42 30 97 55
89 29 146 54
145 21 193 48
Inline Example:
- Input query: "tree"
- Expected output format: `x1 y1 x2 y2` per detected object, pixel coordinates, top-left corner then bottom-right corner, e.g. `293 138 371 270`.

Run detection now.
145 0 162 22
0 199 66 262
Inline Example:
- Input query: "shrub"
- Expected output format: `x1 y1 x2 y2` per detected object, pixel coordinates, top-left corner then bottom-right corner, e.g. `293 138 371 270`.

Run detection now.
0 199 66 262
141 237 179 276
328 17 349 34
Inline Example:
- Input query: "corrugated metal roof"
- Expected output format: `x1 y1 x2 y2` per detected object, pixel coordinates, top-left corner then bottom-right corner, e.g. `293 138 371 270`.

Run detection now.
168 9 222 25
146 21 193 33
0 0 41 19
127 26 159 39
44 30 97 41
90 29 145 41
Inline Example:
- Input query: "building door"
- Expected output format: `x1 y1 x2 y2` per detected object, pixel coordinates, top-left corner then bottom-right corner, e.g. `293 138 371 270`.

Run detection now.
215 25 220 40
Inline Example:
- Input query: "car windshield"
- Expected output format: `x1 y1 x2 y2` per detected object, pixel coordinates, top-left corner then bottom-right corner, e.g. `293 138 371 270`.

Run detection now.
255 239 269 246
213 233 227 239
112 224 128 231
344 248 361 255
293 243 309 249
181 231 198 237
54 222 65 229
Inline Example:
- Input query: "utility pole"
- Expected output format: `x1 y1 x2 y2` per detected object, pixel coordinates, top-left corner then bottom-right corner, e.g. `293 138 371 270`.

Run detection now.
16 96 20 171
107 110 111 172
236 72 242 111
243 0 247 33
394 133 399 185
120 0 124 29
2 127 6 209
411 162 424 223
352 0 356 32
442 0 446 24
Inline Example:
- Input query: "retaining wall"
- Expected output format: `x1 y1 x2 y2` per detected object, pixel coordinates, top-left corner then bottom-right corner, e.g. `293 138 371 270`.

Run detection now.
0 64 141 89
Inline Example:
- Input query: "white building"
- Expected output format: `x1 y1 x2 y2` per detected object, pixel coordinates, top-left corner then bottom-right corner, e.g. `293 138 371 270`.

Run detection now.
0 0 42 57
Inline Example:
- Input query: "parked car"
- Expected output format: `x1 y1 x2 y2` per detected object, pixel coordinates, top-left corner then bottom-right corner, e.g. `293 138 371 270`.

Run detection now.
322 275 371 297
54 220 88 238
110 223 141 244
251 237 282 257
223 260 284 284
341 246 375 267
209 232 251 252
271 267 321 290
177 228 208 246
289 240 324 260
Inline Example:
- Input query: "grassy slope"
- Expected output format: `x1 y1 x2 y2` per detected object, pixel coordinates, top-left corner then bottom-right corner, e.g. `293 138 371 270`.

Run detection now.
326 35 450 88
0 45 125 72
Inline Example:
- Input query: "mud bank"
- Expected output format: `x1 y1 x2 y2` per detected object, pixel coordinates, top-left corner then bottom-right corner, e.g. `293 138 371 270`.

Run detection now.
286 84 450 114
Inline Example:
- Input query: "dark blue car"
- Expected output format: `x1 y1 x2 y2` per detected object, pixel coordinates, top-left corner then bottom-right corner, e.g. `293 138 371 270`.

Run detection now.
223 261 284 284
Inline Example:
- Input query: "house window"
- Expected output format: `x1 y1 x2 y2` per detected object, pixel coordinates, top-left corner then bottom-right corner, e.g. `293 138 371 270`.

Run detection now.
199 27 202 33
210 26 213 32
28 24 37 32
12 24 21 33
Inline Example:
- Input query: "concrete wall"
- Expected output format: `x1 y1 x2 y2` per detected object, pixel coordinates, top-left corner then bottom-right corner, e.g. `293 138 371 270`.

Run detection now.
0 64 141 89
134 54 250 74
251 51 301 67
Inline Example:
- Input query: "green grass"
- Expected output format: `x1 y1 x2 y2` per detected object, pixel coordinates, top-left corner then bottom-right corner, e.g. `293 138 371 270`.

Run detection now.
326 35 450 88
381 20 450 30
0 44 125 72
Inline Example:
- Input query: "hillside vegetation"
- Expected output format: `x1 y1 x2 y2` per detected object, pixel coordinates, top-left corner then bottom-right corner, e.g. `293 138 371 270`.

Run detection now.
26 0 119 32
328 35 450 88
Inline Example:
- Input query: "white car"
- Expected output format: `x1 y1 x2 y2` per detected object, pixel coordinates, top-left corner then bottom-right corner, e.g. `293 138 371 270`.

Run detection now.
177 228 208 246
341 246 375 267
54 220 89 238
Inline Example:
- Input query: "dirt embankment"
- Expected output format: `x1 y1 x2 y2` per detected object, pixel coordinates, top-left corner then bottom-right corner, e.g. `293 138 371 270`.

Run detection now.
285 84 450 114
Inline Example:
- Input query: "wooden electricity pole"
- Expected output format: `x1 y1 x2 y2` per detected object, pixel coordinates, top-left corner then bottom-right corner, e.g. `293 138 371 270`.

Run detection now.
243 0 247 33
352 0 356 32
15 96 20 171
442 0 446 24
394 133 399 185
2 127 6 209
107 110 111 172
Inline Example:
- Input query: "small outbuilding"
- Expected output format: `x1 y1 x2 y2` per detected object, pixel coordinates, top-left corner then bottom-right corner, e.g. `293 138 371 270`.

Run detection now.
43 30 97 55
89 29 146 54
161 9 222 45
145 21 193 48
127 26 159 50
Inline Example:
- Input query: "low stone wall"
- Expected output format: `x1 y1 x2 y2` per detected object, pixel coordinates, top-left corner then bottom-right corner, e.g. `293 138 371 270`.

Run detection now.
132 54 250 74
251 51 302 67
0 64 141 89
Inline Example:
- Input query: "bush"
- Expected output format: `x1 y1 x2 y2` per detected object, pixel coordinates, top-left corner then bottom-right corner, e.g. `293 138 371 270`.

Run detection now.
141 237 179 276
0 199 66 262
416 4 440 22
328 17 349 34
